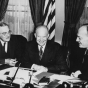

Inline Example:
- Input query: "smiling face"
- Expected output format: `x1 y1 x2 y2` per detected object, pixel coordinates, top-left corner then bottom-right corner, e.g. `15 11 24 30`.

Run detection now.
35 26 49 46
0 25 11 42
76 26 88 48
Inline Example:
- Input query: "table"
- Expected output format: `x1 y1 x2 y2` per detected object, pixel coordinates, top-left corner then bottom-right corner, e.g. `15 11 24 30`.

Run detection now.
31 72 86 88
0 66 87 88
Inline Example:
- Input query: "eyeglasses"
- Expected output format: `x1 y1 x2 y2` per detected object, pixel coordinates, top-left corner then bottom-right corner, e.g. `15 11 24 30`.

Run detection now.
0 30 11 36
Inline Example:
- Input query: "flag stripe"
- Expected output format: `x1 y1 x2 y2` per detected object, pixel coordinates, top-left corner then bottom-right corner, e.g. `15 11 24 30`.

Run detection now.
51 14 55 28
43 0 55 40
47 12 52 24
49 29 55 40
43 0 51 22
52 9 55 18
49 22 55 34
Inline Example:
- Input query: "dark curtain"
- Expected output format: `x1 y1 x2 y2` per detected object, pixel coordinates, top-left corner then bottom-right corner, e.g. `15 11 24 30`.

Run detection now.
0 0 9 21
62 0 86 49
29 0 45 40
29 0 45 26
62 0 87 74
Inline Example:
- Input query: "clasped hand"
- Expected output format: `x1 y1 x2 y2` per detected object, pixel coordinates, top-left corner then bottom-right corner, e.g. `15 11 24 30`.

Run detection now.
31 64 48 72
5 58 17 66
71 70 81 78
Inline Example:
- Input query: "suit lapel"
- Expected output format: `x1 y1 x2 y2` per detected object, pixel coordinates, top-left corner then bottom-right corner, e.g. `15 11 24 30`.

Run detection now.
41 41 51 63
7 39 14 57
32 41 40 62
7 41 11 55
0 42 3 55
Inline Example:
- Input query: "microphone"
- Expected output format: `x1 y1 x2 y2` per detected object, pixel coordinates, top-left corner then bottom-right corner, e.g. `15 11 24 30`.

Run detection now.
23 70 34 88
8 63 21 86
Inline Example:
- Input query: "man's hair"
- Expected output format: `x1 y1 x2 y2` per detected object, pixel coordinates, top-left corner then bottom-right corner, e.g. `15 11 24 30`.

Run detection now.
35 24 49 33
0 22 9 28
82 23 88 33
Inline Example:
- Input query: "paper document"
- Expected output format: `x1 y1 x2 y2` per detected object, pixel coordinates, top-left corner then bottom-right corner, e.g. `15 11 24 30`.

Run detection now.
0 67 30 84
49 74 79 84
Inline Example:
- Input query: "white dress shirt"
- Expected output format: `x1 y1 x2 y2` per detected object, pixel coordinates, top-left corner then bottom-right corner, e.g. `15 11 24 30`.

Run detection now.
0 40 8 53
38 44 46 52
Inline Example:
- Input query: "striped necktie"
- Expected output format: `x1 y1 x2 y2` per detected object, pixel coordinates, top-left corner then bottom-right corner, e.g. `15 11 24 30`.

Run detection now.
39 46 43 60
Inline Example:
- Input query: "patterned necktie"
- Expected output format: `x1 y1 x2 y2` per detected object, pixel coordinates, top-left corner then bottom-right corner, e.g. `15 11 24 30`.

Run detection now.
39 46 43 60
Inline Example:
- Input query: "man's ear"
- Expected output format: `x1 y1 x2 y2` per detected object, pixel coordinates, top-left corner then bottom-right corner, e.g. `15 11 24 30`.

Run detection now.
34 33 36 38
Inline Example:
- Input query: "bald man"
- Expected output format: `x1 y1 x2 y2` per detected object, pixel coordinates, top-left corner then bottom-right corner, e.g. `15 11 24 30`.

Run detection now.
71 24 88 80
22 25 68 74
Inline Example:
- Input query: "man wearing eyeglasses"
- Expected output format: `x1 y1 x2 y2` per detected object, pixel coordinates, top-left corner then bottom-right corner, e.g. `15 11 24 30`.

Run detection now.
0 22 27 68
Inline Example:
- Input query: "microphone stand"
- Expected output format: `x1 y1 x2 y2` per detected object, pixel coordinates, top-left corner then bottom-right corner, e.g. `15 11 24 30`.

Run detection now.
8 63 21 86
23 70 34 88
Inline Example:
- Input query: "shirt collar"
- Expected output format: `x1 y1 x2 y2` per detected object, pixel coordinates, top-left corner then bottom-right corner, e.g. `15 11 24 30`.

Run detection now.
0 39 6 46
38 44 46 52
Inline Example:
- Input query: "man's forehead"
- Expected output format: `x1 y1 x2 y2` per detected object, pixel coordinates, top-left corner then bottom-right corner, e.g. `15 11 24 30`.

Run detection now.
0 26 9 33
36 27 48 35
78 26 87 34
37 26 47 31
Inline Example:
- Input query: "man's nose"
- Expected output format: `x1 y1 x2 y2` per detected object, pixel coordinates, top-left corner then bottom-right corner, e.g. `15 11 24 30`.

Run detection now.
76 37 79 42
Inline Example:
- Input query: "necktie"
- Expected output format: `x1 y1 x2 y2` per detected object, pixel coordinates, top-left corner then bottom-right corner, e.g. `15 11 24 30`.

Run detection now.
82 49 88 63
39 46 43 60
81 49 88 72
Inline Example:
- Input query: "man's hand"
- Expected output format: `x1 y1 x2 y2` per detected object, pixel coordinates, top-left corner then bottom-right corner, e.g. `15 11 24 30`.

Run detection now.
31 64 48 72
5 59 17 66
71 70 81 77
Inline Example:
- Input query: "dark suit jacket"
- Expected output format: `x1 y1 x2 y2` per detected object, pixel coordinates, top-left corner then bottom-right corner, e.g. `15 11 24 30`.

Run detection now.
22 40 68 74
0 35 27 66
69 46 88 81
78 50 88 81
69 47 85 73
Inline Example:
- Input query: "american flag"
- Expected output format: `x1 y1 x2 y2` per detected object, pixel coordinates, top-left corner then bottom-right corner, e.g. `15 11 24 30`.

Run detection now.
43 0 55 41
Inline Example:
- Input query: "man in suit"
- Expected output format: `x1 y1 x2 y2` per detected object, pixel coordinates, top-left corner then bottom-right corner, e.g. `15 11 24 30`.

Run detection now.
22 25 68 74
71 24 88 80
0 22 27 67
